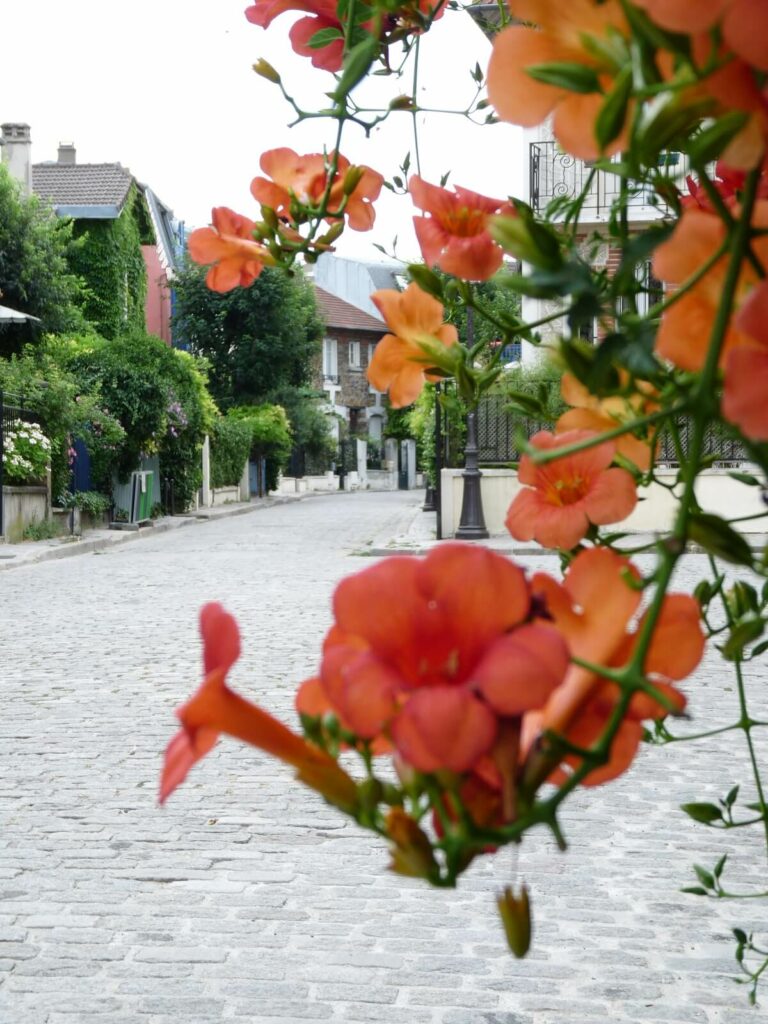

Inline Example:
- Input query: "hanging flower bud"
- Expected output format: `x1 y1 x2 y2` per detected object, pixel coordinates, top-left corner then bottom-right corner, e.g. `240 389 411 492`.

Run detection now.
496 884 532 958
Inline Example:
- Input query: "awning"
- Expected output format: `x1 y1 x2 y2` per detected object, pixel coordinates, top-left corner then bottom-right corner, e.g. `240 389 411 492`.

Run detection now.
0 305 41 323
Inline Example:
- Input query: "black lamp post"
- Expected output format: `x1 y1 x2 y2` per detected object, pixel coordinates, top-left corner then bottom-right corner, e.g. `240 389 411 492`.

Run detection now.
455 308 489 540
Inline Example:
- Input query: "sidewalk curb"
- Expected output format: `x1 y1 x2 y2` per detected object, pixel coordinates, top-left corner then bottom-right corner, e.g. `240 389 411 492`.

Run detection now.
0 493 308 572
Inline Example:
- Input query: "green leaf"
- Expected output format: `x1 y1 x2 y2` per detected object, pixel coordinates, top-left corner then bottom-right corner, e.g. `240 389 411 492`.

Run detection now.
526 61 601 94
693 864 716 889
681 802 722 825
686 112 750 166
595 66 633 150
722 614 764 661
714 854 728 879
407 264 444 300
332 32 379 102
308 26 344 49
504 391 547 418
725 785 740 809
728 470 761 486
733 928 748 945
750 639 768 658
681 886 709 896
688 512 754 566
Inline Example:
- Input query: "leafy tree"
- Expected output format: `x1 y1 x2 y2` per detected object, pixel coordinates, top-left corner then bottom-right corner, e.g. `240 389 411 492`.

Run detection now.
171 261 323 407
0 166 85 356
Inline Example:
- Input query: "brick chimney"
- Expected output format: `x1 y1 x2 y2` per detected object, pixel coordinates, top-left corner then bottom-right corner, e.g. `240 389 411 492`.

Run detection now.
57 142 76 165
1 122 32 196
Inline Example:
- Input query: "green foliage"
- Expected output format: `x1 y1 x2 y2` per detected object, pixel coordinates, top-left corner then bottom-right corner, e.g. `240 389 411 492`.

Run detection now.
0 338 125 497
58 490 111 518
66 183 152 339
267 386 336 466
209 415 253 488
229 403 293 492
0 166 85 356
495 359 566 423
22 517 62 541
63 332 213 508
171 261 323 407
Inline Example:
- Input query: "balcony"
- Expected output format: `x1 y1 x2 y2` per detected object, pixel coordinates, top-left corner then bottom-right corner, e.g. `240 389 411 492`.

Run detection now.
530 141 687 217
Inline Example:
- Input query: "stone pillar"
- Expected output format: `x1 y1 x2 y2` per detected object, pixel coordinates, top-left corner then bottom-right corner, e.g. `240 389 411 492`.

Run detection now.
201 435 211 508
238 458 250 502
356 439 367 488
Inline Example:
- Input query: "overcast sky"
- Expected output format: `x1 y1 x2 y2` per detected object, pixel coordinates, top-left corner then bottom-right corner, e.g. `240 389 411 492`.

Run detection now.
1 0 522 261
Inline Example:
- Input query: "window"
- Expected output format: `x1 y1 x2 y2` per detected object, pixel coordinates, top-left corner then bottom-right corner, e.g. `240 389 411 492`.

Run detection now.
322 337 338 380
348 341 361 369
368 342 375 366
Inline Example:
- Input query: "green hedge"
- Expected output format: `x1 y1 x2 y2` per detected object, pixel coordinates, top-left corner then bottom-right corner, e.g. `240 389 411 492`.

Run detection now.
210 416 252 488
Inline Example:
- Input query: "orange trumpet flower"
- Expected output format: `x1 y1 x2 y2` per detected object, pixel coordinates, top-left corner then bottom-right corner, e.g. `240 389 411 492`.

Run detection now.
160 604 357 812
187 207 273 293
409 175 513 281
529 548 705 785
505 429 637 550
556 373 658 472
367 283 459 408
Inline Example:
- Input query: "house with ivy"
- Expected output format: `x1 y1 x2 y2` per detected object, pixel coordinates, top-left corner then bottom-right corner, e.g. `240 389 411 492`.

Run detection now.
24 136 182 344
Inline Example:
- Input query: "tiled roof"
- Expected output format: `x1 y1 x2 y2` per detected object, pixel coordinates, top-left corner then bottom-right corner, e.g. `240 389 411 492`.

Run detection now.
315 286 385 334
32 163 133 209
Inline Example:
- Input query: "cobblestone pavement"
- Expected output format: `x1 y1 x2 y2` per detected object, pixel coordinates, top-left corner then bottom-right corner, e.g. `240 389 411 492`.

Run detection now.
1 490 766 1024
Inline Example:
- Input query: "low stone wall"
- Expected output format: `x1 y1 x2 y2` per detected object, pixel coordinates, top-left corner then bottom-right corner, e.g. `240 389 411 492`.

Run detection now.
440 468 767 538
2 485 48 543
211 485 240 505
367 468 398 491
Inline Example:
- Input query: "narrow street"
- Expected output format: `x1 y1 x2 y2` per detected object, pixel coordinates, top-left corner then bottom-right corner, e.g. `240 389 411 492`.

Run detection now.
0 490 764 1023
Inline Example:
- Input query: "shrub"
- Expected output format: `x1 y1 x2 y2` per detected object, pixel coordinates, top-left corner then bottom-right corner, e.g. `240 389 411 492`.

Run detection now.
229 403 292 491
209 416 252 488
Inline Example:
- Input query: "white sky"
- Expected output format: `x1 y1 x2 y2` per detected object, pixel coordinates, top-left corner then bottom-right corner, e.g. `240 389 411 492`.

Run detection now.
1 0 523 261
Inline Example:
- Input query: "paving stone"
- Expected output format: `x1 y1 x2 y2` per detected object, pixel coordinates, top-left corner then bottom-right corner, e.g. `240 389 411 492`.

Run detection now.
1 491 766 1024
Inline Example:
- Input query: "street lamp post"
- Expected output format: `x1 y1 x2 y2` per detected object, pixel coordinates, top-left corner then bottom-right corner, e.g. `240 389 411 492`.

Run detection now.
455 308 489 540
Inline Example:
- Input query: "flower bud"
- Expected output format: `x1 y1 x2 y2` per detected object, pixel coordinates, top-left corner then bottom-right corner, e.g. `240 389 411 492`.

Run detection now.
386 807 439 880
496 884 532 958
252 58 281 84
342 166 365 196
389 95 416 111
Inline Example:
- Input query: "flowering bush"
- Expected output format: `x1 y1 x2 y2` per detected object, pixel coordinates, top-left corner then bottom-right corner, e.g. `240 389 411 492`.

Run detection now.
162 0 768 999
2 421 51 484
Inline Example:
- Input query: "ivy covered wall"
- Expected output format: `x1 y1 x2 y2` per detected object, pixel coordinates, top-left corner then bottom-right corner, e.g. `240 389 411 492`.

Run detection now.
67 183 154 339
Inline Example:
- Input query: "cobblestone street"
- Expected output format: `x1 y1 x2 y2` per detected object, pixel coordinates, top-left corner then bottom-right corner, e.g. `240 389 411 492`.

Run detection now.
1 490 766 1023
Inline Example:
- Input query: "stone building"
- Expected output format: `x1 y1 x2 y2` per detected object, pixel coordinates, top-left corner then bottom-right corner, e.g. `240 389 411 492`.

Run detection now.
313 286 388 441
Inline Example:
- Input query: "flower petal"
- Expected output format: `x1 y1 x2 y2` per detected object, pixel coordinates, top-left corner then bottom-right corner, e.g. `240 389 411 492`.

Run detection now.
392 688 497 772
472 623 569 715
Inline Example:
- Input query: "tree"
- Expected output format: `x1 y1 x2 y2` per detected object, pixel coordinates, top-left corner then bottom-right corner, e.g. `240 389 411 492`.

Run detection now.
0 166 85 356
171 260 323 408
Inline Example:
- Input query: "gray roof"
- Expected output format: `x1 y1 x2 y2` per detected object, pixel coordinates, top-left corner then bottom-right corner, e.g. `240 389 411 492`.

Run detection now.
142 186 181 275
31 162 133 217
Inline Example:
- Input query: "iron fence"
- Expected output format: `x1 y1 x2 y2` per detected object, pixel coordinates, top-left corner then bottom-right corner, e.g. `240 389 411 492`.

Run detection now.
0 390 42 537
470 392 748 467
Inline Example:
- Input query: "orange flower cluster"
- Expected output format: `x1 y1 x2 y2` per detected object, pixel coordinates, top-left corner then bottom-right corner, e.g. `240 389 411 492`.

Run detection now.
250 147 383 232
245 0 445 72
296 544 568 772
634 0 768 72
652 195 768 439
487 0 630 161
529 547 705 786
161 546 704 821
188 148 382 292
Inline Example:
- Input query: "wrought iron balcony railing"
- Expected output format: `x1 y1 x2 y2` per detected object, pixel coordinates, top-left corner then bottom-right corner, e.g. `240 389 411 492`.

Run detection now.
530 141 688 216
